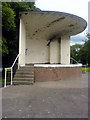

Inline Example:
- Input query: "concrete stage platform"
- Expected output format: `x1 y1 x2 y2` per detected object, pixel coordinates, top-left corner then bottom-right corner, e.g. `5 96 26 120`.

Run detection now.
34 64 82 81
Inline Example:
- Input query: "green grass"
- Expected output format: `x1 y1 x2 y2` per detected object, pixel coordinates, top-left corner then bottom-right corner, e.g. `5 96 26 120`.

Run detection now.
7 69 11 71
0 70 11 83
0 78 4 83
82 67 90 72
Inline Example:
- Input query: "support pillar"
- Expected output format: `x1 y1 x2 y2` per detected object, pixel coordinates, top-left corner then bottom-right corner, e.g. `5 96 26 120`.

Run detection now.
50 40 60 63
19 19 26 66
60 36 70 64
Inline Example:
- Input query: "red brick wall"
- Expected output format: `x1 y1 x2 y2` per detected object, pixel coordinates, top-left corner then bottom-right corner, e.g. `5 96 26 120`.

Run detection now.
34 67 82 81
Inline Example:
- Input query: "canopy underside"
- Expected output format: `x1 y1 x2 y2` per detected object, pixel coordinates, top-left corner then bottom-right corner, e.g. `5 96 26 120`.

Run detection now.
19 11 87 40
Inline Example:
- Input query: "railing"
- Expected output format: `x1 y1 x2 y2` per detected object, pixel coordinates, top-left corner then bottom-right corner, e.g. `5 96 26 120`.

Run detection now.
70 57 87 72
70 57 79 64
82 65 87 73
4 54 20 87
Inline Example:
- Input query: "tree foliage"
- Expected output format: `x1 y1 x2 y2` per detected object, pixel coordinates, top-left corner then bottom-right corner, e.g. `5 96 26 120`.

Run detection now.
2 2 40 68
70 40 90 66
70 44 82 62
2 2 16 31
2 37 8 56
79 40 90 65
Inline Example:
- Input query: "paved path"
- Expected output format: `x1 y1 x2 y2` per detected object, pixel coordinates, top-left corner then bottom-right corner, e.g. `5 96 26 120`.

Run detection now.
2 73 88 118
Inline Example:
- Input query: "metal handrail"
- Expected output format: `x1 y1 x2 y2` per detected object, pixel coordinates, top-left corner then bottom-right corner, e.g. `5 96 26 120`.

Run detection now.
12 54 20 69
70 57 79 64
4 54 20 87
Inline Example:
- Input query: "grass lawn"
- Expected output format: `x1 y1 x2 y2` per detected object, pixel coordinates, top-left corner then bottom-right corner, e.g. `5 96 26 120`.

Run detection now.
0 78 4 83
0 69 11 83
82 67 90 72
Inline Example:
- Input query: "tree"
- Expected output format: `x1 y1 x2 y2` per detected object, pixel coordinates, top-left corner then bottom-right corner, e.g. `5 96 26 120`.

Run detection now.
70 44 82 62
1 37 8 56
79 40 90 65
2 2 40 68
70 40 90 65
2 2 16 31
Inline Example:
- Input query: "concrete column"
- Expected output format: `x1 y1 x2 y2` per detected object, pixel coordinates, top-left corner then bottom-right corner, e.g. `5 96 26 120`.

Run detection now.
19 19 26 66
50 40 60 63
60 36 70 64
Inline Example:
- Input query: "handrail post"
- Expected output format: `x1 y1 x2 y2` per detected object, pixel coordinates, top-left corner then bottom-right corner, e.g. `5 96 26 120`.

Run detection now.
4 69 7 87
11 67 13 85
4 54 20 87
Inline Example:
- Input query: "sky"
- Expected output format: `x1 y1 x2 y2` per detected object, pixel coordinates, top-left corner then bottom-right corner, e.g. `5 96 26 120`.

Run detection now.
35 0 89 45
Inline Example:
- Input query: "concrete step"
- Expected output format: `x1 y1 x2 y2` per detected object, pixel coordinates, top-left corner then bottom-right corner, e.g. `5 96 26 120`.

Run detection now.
25 64 34 66
13 81 34 85
19 67 34 70
14 74 34 77
14 77 34 80
13 77 34 81
15 71 34 74
13 65 34 85
16 70 34 74
16 69 34 71
17 67 34 70
20 65 34 68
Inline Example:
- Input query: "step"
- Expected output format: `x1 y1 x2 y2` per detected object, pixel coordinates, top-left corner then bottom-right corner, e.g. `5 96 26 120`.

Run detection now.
19 66 34 68
17 68 34 71
13 77 34 80
13 65 34 85
25 64 34 66
16 70 34 74
14 77 34 81
13 81 34 85
16 68 34 71
15 72 34 74
19 68 34 71
13 77 34 81
14 74 34 77
20 65 34 67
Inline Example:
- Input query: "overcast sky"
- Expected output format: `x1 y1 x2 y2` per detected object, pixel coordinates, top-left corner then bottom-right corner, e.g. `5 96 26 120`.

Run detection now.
35 0 89 45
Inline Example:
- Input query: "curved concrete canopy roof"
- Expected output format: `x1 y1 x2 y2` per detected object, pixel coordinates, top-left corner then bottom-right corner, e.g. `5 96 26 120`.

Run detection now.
19 11 87 40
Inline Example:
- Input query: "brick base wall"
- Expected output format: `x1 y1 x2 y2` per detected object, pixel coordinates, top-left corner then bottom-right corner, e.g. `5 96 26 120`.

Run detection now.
34 67 82 81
